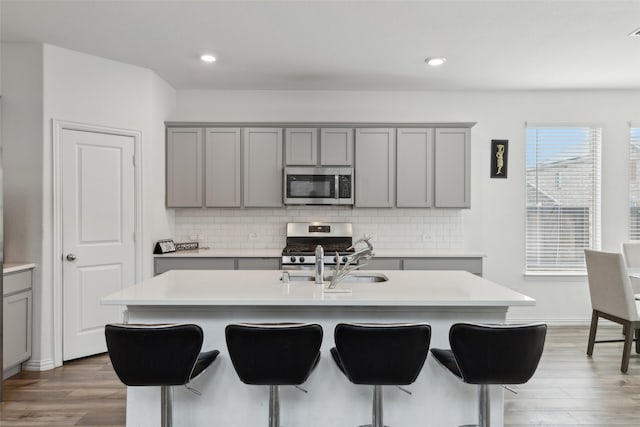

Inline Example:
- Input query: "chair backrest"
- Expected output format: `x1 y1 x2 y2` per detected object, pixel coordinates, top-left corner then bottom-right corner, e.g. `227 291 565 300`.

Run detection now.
623 243 640 268
585 249 639 321
333 323 431 385
449 322 546 385
105 323 203 386
225 323 323 386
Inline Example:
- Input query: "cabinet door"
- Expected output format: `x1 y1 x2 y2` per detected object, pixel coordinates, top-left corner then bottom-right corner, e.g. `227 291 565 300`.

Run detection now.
358 258 402 270
435 128 471 208
355 128 396 207
205 128 241 207
3 290 32 370
320 128 353 166
154 258 236 275
285 128 317 165
396 128 434 207
403 258 482 276
243 128 284 207
166 127 203 207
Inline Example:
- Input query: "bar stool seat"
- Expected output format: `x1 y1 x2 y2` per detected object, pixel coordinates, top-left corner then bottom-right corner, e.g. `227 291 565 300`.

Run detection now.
105 323 219 427
430 322 547 427
331 322 431 427
225 322 323 427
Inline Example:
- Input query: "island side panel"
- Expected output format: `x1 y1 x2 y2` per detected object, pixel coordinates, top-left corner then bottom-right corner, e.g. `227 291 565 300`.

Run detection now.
123 305 507 427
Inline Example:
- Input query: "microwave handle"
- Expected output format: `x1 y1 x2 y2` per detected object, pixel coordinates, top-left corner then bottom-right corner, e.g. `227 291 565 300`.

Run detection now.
334 175 339 199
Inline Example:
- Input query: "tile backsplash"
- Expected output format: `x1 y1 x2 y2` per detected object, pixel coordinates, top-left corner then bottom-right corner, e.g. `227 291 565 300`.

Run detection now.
174 207 464 249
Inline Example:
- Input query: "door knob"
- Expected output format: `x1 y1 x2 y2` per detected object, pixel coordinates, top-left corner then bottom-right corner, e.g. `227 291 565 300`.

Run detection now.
66 253 77 261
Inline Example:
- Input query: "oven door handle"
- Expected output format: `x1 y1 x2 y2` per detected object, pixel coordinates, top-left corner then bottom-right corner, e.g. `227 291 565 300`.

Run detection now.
334 174 339 199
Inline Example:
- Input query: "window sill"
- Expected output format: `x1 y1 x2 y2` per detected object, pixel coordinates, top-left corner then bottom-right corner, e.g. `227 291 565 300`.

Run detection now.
524 271 587 278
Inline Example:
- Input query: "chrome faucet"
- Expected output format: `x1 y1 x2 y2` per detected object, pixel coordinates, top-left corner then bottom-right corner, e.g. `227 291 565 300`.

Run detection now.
315 245 324 284
328 236 374 289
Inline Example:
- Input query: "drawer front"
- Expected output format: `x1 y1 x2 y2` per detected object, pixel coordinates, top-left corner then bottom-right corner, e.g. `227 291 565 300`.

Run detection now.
3 290 32 370
237 258 280 270
3 270 33 296
154 258 236 275
359 258 402 271
403 258 483 275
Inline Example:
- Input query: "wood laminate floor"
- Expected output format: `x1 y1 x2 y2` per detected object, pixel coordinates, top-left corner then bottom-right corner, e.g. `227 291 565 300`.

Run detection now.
1 325 640 426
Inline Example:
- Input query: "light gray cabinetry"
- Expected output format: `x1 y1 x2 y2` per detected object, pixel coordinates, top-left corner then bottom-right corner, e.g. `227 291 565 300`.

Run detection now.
396 128 434 208
285 128 317 165
166 128 203 207
154 257 235 275
320 128 353 166
435 128 471 208
358 256 482 275
355 128 396 207
3 269 33 375
154 256 281 275
237 258 281 270
243 128 284 207
205 128 241 207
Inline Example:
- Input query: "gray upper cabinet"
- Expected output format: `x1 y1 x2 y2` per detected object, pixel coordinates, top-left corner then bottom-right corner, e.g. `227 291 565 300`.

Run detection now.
166 127 203 207
205 128 241 207
243 128 284 207
285 128 317 165
320 128 353 166
355 128 396 207
396 128 434 208
434 128 471 208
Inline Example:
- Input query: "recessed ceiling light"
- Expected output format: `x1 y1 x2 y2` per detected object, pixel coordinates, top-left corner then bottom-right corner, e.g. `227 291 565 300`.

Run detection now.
425 57 446 67
629 27 640 37
200 54 217 63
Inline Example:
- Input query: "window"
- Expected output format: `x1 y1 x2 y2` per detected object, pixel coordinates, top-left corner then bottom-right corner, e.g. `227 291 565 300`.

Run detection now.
630 127 640 240
525 125 602 272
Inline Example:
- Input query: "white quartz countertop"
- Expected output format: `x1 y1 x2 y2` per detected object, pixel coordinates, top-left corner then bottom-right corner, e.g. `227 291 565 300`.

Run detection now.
102 269 533 307
154 248 485 258
3 263 36 274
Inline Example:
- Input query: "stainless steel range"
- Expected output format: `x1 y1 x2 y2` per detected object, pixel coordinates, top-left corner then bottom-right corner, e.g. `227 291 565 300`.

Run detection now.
281 222 355 269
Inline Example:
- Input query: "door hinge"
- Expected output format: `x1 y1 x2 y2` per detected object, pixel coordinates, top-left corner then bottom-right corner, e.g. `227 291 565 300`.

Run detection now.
132 155 136 166
133 231 136 242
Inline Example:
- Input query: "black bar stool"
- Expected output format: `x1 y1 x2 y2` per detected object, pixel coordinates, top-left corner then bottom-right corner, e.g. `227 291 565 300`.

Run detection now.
331 322 431 427
430 322 547 427
105 323 219 427
225 322 323 427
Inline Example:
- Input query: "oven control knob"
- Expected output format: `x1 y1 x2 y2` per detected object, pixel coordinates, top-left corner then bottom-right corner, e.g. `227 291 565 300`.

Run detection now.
342 256 349 263
290 256 297 263
333 256 338 263
299 256 305 263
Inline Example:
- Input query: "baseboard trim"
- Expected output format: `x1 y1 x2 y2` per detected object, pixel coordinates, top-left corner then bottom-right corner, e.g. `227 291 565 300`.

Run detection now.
22 358 56 372
508 318 591 326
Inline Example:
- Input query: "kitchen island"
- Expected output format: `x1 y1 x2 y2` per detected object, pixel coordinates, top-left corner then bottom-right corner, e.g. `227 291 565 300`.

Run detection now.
102 269 535 427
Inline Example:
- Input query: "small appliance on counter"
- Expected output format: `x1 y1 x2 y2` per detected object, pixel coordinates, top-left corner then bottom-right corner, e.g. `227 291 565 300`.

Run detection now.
153 240 200 254
281 222 355 269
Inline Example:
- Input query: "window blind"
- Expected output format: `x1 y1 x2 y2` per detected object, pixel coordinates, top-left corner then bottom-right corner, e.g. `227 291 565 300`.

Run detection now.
630 127 640 240
525 126 602 272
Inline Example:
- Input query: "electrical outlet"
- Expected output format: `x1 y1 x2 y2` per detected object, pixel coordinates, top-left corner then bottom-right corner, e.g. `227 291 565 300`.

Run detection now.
248 232 259 241
422 233 433 242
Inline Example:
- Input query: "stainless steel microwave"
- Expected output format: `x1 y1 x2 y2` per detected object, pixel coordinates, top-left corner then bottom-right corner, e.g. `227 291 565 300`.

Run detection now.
284 167 354 205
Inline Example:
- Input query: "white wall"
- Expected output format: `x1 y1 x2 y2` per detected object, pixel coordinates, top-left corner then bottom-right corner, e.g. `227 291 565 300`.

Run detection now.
1 43 176 370
175 89 640 323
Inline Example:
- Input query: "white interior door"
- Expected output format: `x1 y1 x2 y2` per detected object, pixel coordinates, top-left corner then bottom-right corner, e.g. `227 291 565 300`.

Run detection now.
61 129 136 361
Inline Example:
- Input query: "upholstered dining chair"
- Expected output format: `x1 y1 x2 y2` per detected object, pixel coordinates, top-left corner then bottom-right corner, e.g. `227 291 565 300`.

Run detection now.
585 249 640 372
622 243 640 297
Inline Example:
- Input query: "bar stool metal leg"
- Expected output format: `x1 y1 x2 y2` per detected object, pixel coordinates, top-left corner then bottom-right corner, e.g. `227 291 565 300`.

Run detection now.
269 385 280 427
371 385 383 427
161 385 173 427
478 384 490 427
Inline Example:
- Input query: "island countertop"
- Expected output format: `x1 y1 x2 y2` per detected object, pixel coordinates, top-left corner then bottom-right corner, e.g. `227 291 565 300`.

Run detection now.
102 269 534 307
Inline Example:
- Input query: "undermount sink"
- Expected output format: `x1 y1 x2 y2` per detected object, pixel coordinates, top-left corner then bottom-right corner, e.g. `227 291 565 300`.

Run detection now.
285 272 388 283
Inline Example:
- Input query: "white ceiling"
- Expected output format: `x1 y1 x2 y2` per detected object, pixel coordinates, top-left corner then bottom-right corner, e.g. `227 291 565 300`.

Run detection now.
2 0 639 91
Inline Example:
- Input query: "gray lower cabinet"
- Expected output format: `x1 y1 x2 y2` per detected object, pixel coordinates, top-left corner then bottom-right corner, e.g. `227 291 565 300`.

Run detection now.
205 128 241 207
3 269 33 376
166 127 203 207
154 257 281 275
355 128 396 207
435 128 471 208
243 128 284 207
396 128 434 207
358 257 482 275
